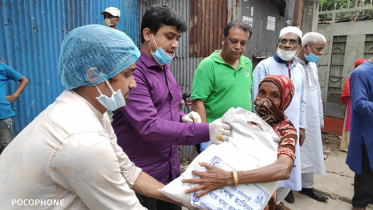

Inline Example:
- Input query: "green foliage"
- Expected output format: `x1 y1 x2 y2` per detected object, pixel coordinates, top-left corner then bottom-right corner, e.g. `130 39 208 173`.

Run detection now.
319 0 373 21
320 0 373 11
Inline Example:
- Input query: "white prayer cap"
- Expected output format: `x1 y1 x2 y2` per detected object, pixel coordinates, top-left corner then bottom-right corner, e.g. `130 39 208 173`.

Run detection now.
279 26 302 39
101 7 120 17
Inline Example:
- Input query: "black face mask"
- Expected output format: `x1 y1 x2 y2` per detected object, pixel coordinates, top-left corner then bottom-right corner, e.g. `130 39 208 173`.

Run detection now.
254 97 285 123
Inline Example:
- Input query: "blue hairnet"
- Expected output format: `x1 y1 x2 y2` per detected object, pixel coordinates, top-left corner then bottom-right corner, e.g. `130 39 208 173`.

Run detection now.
58 24 140 89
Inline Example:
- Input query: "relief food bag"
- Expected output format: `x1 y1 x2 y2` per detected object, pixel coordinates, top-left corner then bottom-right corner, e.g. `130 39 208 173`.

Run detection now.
159 107 281 210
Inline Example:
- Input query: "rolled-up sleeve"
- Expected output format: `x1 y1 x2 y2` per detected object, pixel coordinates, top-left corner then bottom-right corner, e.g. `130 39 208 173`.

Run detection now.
110 140 142 187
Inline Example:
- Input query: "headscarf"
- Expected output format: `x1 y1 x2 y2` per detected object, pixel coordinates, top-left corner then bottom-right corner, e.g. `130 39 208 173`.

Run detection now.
254 74 295 123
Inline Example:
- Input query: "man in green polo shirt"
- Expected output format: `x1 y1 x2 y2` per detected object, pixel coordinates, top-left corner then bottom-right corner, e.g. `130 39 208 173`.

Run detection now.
191 20 253 152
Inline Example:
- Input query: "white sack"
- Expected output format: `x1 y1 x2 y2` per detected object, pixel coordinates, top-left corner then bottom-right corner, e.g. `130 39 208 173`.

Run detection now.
160 107 281 210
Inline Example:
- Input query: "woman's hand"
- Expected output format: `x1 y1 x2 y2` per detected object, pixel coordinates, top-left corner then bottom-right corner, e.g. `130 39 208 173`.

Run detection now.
181 162 232 197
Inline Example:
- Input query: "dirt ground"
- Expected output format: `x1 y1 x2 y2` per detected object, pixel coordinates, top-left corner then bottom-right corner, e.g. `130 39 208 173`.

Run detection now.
322 132 343 156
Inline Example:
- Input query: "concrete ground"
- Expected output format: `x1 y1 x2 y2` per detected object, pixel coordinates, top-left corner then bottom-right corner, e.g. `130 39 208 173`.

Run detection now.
183 151 373 210
282 151 372 210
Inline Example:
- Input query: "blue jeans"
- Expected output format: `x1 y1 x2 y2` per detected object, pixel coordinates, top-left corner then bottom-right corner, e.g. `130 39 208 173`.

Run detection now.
0 117 14 154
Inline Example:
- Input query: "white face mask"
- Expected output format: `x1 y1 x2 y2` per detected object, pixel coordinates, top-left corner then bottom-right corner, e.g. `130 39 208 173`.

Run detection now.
95 80 126 111
104 18 117 27
277 47 298 61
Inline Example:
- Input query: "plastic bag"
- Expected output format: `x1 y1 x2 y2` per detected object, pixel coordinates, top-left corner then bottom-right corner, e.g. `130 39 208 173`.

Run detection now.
160 107 281 210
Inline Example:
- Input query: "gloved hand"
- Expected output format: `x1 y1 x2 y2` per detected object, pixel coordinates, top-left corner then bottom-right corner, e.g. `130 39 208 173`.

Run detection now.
209 118 232 145
181 111 202 123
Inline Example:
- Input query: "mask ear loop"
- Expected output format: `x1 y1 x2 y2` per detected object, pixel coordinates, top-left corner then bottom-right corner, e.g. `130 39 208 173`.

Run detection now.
148 34 159 54
95 85 104 95
105 80 116 93
151 34 159 49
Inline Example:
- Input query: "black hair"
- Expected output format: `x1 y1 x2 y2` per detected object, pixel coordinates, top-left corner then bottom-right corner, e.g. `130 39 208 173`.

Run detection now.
223 20 252 39
141 5 187 43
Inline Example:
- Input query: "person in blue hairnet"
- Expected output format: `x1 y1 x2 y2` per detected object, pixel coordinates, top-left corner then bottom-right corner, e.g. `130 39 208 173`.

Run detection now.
0 25 183 210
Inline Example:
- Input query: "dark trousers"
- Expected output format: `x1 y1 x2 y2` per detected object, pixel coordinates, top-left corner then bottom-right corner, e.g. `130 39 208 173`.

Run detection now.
352 145 373 208
136 172 181 210
136 193 181 210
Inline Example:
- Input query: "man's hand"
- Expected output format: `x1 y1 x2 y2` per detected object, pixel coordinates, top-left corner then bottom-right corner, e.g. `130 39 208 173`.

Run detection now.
299 128 306 146
6 94 18 103
209 119 231 144
182 162 231 197
181 111 202 123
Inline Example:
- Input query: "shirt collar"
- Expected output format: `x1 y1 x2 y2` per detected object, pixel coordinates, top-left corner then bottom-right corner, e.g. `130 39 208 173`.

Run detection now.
138 50 170 71
274 53 286 63
69 90 104 120
296 57 306 65
274 53 299 67
211 50 249 69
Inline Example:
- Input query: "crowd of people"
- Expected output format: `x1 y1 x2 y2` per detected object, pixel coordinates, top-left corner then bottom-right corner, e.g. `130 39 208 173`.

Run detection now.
0 4 372 210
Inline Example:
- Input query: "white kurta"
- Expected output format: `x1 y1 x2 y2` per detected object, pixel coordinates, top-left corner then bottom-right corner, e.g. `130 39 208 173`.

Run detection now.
297 58 326 175
0 90 146 210
252 56 306 191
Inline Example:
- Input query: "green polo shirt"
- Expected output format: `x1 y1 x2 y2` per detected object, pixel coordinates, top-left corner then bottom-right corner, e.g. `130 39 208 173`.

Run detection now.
191 50 253 123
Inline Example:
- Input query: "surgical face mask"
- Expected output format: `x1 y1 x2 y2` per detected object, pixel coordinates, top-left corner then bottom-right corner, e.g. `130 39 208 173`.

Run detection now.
304 51 320 63
95 80 126 111
277 47 298 61
104 18 117 27
148 34 174 66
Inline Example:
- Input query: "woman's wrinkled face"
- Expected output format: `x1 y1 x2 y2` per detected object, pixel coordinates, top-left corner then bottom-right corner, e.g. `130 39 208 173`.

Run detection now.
256 82 281 109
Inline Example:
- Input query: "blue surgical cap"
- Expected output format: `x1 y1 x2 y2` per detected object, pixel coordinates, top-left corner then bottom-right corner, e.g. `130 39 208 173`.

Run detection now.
58 24 140 89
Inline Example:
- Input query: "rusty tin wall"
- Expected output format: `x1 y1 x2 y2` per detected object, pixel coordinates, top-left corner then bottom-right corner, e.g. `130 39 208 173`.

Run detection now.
0 0 138 134
138 0 285 91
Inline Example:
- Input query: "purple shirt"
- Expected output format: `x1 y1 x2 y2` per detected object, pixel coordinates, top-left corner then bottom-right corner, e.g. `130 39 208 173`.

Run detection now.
112 51 209 184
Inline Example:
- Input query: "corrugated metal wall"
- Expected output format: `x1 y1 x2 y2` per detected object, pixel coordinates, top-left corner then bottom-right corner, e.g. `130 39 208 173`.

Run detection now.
137 0 285 158
189 0 228 57
0 0 137 134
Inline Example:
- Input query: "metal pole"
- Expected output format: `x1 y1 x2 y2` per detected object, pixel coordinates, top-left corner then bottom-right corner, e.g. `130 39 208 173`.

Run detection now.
284 0 295 26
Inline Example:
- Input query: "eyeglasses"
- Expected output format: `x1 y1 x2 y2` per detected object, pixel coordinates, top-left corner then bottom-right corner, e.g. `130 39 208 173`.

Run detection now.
279 39 298 46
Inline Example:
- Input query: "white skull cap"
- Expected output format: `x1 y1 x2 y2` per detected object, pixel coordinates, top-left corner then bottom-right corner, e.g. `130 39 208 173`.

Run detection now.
279 26 302 40
101 7 120 17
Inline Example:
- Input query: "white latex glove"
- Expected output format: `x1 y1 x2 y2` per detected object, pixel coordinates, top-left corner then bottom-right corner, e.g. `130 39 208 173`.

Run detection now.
209 118 232 145
181 111 202 123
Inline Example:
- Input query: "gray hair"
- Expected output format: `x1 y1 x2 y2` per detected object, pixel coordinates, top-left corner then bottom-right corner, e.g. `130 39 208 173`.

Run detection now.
302 32 326 46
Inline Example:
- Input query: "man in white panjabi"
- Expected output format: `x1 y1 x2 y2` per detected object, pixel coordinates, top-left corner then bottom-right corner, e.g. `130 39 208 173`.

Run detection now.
296 32 328 202
252 26 306 210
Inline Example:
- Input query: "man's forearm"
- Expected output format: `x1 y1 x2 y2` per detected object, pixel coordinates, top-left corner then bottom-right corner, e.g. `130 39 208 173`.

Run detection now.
192 99 207 123
132 172 182 205
13 76 29 97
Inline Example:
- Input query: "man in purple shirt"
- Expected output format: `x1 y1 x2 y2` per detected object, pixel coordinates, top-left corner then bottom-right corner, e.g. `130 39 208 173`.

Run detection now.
112 5 231 210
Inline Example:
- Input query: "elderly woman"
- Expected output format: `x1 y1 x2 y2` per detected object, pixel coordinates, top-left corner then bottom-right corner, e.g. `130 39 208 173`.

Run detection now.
183 74 297 210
